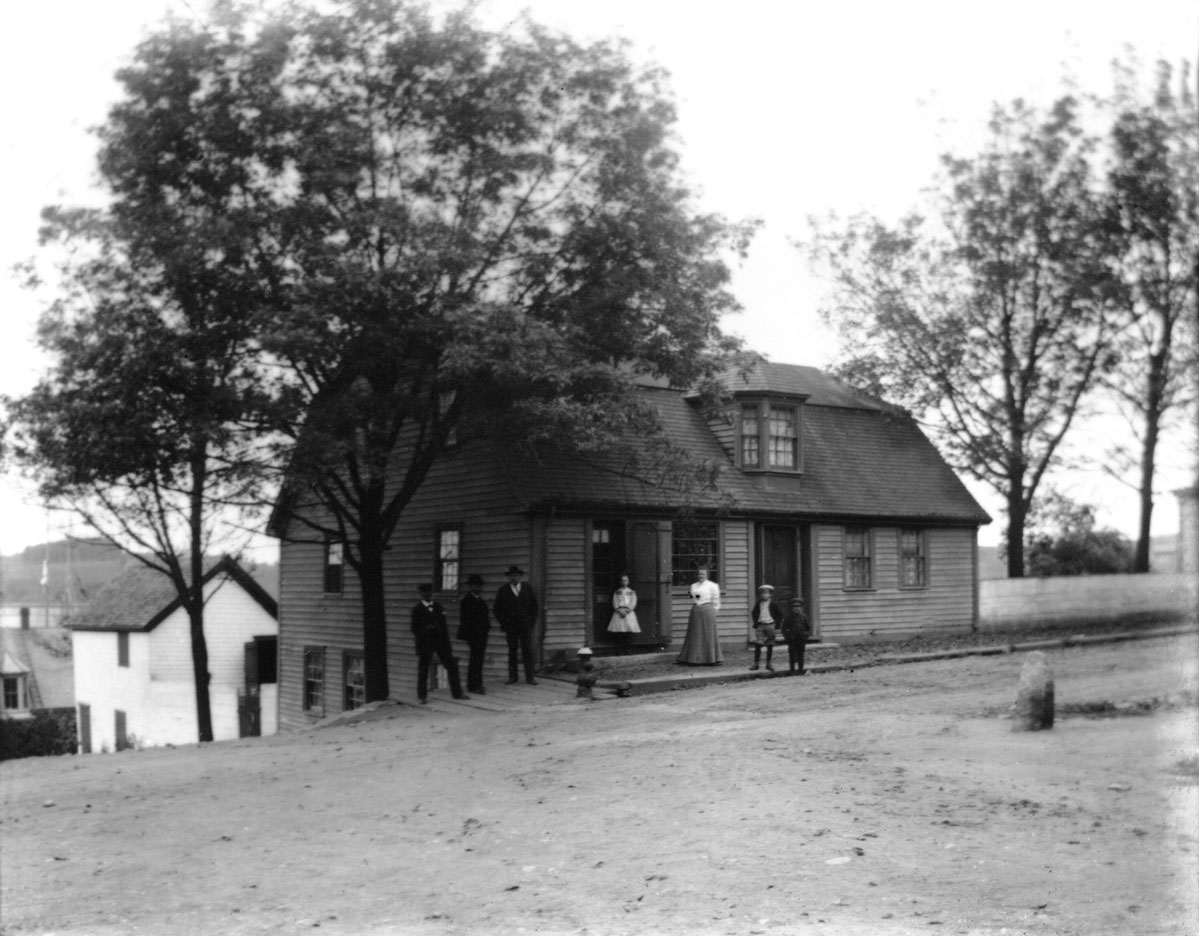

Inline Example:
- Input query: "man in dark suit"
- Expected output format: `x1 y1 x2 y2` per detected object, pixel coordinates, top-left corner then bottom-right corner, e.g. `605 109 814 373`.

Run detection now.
492 565 539 685
457 574 490 694
411 583 468 704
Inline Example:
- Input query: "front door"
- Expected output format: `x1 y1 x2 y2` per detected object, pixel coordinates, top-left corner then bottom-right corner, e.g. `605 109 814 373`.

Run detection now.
78 703 91 754
759 524 799 607
592 519 670 648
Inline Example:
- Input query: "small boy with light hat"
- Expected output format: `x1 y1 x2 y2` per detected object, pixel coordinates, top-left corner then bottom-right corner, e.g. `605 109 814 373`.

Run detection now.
749 584 783 672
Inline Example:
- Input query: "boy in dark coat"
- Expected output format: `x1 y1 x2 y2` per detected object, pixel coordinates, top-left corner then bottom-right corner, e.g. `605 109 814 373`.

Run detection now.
749 584 783 671
411 584 468 703
780 597 811 675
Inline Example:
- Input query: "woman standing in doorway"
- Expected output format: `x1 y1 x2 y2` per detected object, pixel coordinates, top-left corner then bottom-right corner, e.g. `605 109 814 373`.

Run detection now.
676 565 722 665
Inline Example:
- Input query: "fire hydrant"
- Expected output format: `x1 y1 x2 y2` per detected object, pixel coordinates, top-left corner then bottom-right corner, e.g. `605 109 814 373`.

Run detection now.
575 647 598 700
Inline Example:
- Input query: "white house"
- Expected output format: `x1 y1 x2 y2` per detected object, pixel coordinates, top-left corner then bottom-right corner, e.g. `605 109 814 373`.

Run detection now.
66 557 278 752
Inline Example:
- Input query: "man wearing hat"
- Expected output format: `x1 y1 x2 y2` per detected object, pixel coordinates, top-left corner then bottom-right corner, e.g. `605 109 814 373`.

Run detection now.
749 584 783 672
492 565 539 685
457 574 491 694
411 583 468 704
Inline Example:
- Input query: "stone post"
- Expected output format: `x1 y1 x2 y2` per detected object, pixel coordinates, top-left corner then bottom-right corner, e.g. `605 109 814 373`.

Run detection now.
1012 650 1055 731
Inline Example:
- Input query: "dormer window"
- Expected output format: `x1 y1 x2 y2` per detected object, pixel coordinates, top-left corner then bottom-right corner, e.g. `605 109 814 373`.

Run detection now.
737 399 801 473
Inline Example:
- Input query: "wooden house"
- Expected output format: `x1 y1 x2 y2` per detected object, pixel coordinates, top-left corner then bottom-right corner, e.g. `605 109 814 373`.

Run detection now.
0 626 77 759
270 358 990 731
65 557 279 751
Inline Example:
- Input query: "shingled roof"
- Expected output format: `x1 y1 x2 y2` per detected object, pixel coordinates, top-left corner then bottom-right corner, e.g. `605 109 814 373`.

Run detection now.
502 360 990 525
65 557 278 633
0 628 74 709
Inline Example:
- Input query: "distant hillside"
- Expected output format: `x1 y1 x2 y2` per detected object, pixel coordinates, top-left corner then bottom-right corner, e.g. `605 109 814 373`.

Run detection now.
1 539 131 606
1 539 278 606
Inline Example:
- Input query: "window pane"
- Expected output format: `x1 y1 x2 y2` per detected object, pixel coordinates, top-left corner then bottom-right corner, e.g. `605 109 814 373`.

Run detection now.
900 529 926 587
438 528 461 591
344 654 365 711
304 649 324 711
740 405 760 468
767 406 797 468
843 529 872 588
324 541 344 594
671 522 719 586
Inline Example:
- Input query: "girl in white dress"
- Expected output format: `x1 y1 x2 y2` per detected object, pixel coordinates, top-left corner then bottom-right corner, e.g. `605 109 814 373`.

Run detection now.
608 574 641 634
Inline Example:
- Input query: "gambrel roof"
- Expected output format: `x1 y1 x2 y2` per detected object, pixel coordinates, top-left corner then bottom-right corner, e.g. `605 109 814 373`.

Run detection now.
500 358 991 526
65 556 278 633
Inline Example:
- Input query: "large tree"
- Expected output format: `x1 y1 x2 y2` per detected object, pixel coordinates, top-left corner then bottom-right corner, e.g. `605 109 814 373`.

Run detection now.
7 12 285 741
807 96 1118 577
1100 57 1199 572
68 0 750 702
261 0 752 700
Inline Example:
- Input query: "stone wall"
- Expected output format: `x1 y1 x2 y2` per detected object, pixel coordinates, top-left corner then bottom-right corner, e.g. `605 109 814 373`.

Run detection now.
979 572 1198 629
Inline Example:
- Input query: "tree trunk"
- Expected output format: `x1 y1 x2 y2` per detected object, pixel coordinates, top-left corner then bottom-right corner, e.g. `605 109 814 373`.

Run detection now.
359 524 390 703
1133 423 1158 573
189 442 214 743
1006 487 1027 579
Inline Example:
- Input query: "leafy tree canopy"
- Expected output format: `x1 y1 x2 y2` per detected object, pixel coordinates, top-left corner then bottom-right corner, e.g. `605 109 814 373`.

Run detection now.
62 0 755 700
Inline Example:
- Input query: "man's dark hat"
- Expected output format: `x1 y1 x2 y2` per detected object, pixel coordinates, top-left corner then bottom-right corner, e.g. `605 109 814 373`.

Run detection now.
418 583 433 593
505 565 525 576
466 573 485 587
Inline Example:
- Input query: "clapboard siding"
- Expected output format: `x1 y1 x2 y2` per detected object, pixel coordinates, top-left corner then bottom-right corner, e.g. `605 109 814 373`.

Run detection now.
544 516 587 655
813 524 976 642
277 438 530 730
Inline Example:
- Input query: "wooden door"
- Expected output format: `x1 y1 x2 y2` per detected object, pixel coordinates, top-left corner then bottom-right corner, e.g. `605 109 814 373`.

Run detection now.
759 525 799 607
628 521 661 644
78 703 91 754
114 710 127 751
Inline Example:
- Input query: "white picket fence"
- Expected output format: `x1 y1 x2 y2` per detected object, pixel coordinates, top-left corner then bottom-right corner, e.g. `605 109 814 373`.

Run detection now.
979 572 1198 629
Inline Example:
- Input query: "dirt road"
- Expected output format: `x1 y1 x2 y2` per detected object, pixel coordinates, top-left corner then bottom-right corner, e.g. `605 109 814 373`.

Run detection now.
2 633 1196 935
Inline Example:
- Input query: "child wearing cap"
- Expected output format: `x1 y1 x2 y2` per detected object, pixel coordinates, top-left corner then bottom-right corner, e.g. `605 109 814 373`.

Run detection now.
749 584 782 671
780 597 811 675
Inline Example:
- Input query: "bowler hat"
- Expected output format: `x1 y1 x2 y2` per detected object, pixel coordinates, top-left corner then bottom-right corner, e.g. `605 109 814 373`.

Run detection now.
466 574 485 587
505 565 525 576
417 583 433 593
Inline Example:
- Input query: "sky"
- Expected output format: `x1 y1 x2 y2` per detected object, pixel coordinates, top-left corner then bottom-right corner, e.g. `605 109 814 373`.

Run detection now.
1 0 1196 559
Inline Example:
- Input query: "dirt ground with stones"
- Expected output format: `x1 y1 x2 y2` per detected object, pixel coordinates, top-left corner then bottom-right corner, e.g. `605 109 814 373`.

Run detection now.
2 632 1197 936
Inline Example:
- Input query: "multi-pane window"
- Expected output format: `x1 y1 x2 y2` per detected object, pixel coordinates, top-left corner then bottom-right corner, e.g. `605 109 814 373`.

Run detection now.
2 675 27 712
439 390 458 448
324 541 345 594
343 653 365 711
740 405 761 468
843 528 873 589
117 631 129 667
899 529 927 588
738 400 801 472
671 522 720 586
767 405 798 468
303 647 325 713
436 526 461 592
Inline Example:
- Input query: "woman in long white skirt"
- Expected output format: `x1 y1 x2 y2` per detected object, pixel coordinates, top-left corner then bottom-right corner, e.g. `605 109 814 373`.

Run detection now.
676 565 722 665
